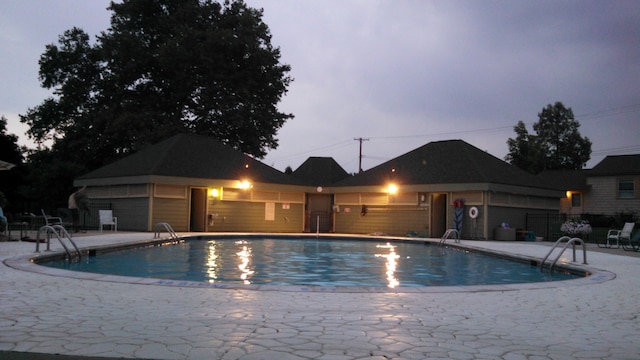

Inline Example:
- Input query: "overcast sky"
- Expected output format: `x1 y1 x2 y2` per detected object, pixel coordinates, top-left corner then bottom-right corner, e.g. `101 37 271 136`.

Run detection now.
1 0 638 174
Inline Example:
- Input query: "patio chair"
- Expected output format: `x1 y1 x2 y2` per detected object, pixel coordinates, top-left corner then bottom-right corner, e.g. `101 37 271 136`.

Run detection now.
56 208 75 229
99 210 117 232
600 222 635 249
0 207 7 235
622 231 640 252
41 209 63 227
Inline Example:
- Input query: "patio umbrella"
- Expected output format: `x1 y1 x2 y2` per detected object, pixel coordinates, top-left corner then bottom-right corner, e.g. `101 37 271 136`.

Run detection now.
0 160 16 171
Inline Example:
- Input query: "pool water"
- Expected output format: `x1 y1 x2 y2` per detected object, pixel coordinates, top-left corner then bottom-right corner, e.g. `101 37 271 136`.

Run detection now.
43 238 578 288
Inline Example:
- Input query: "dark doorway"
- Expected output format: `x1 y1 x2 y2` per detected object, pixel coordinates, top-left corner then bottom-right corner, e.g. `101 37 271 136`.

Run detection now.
307 194 332 233
431 193 448 237
190 188 207 232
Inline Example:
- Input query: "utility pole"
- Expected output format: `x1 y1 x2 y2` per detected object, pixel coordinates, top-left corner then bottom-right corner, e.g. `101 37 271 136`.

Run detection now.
354 137 369 173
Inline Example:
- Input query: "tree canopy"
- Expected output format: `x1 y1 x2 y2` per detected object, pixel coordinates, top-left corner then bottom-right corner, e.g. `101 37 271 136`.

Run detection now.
21 0 293 171
505 102 592 174
0 116 25 209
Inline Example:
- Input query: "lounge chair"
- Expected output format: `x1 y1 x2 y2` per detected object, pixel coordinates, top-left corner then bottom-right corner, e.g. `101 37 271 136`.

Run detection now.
600 222 635 249
622 231 640 252
99 210 117 232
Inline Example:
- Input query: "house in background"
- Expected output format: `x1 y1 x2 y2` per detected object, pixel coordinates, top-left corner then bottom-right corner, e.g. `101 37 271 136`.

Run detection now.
538 154 640 221
537 170 589 217
586 154 640 218
75 135 565 239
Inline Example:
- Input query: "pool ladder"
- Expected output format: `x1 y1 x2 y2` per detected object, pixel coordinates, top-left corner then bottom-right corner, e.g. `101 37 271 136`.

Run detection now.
153 222 179 239
539 236 587 271
34 225 82 260
439 229 460 246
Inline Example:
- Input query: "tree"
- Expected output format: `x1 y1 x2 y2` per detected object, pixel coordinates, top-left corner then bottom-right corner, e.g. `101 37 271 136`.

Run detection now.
506 102 591 174
0 116 25 210
21 0 293 171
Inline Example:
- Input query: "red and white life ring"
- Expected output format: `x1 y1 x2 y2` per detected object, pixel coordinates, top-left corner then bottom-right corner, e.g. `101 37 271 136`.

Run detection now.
468 207 479 219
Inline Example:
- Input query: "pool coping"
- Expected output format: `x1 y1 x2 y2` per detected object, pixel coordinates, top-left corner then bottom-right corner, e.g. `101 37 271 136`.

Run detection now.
4 234 616 293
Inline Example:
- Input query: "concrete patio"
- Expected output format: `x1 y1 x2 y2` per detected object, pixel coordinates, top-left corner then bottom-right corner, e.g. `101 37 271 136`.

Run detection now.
1 232 639 359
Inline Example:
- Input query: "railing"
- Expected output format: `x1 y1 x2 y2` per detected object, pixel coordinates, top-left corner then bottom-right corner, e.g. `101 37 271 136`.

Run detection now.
526 213 567 241
539 236 587 271
35 225 82 260
153 222 179 239
439 229 460 246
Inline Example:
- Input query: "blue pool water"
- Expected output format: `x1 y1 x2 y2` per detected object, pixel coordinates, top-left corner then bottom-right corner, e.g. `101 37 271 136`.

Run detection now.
43 238 578 287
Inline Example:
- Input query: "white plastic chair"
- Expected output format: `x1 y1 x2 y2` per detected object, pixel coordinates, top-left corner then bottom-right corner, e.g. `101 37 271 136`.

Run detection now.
604 222 635 248
99 210 118 232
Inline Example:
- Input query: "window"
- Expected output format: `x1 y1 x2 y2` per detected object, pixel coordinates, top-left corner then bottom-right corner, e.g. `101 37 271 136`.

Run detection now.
618 179 635 199
570 192 581 207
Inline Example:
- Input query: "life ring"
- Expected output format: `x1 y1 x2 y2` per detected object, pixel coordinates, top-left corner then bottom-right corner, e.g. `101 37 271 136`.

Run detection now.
468 207 479 219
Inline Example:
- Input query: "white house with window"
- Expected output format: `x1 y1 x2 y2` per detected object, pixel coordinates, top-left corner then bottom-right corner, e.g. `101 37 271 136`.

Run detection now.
585 154 640 217
540 154 640 219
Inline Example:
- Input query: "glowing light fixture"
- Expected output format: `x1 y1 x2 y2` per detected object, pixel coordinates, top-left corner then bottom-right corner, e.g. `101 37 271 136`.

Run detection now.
387 183 398 194
239 180 253 189
209 188 219 197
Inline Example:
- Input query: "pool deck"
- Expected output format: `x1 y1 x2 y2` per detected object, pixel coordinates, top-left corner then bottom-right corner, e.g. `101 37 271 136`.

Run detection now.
1 232 639 359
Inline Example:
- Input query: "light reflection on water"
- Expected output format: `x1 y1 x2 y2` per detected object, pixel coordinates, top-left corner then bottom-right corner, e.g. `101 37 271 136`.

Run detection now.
375 243 400 288
43 238 580 287
235 240 254 284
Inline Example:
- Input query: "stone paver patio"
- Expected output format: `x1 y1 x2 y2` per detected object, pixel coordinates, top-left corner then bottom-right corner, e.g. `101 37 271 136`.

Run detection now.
1 232 639 359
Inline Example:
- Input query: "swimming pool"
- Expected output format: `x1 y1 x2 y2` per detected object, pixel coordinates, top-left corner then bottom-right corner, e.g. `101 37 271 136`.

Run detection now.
41 236 579 288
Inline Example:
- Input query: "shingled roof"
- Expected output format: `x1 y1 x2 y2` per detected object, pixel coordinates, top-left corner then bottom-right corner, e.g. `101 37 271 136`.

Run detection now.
587 154 640 177
334 139 555 189
78 133 300 185
292 157 351 186
536 170 589 191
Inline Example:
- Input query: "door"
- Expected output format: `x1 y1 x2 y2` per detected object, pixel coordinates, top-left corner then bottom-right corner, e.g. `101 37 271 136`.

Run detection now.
431 193 448 237
190 188 207 232
307 194 332 233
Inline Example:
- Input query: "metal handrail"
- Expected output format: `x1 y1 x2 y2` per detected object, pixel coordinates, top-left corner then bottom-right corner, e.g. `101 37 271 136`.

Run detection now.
35 225 82 260
153 222 179 239
439 229 460 246
539 236 587 270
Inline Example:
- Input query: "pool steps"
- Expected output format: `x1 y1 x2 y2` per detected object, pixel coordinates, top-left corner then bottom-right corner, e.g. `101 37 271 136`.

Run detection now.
153 222 179 239
34 225 82 260
539 236 587 270
439 229 460 246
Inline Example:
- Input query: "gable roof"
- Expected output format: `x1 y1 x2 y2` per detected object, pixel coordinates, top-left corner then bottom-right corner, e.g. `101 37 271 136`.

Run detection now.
78 133 299 184
292 157 351 186
588 154 640 177
335 139 555 189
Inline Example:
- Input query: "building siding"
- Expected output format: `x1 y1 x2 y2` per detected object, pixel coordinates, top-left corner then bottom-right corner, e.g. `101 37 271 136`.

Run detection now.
585 176 640 216
111 198 150 231
207 200 304 232
334 205 429 236
152 197 190 231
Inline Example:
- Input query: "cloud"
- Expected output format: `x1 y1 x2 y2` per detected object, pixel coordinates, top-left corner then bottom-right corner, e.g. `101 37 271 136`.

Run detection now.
2 0 638 174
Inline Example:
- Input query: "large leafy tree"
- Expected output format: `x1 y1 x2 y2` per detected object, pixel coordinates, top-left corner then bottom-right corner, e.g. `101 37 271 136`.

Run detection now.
0 116 26 211
506 102 591 174
21 0 292 171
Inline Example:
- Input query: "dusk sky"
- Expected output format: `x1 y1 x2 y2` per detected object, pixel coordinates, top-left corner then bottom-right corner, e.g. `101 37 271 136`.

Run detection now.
1 0 638 174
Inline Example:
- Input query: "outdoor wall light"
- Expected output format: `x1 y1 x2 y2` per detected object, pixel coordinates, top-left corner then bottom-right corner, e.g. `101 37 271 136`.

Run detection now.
239 180 253 190
387 184 398 194
209 188 220 197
